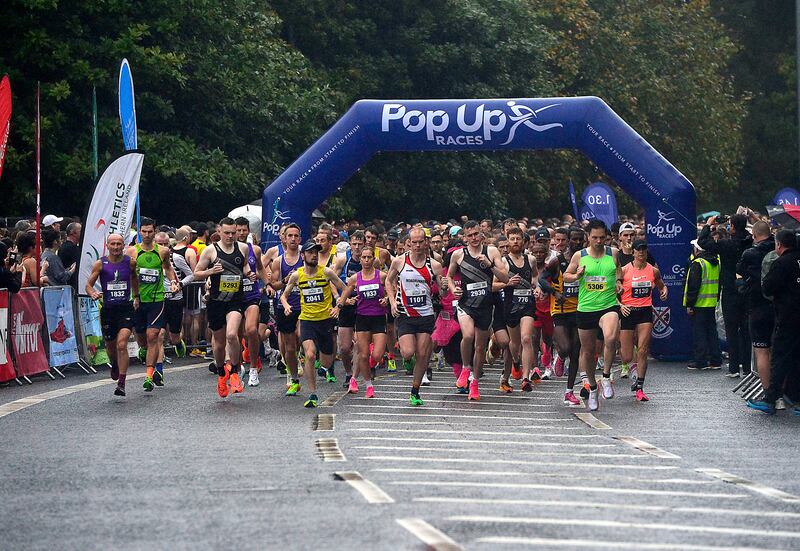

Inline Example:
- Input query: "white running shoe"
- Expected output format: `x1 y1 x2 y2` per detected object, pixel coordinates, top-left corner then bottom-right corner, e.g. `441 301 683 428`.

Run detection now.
587 388 599 411
542 367 553 380
248 367 260 387
421 372 431 386
601 377 614 399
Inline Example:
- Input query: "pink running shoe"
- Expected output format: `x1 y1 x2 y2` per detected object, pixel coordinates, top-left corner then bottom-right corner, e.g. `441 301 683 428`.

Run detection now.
468 379 480 401
365 386 375 398
456 368 471 390
531 367 542 383
554 356 565 378
348 377 359 394
564 390 580 406
635 389 649 402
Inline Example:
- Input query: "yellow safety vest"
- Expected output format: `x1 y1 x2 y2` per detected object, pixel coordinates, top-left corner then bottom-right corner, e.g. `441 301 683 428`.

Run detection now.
683 257 719 307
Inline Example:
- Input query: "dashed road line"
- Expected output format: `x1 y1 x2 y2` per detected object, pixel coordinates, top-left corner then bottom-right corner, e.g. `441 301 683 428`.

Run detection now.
346 419 575 426
350 411 572 421
360 456 678 470
346 404 568 412
352 397 555 407
473 536 775 551
315 438 347 462
696 468 800 503
333 471 394 503
396 518 463 551
614 436 681 459
346 428 595 437
351 446 650 459
574 412 612 430
352 436 615 448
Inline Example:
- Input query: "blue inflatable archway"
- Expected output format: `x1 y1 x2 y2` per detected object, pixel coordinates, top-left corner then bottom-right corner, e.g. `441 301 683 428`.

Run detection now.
262 97 695 359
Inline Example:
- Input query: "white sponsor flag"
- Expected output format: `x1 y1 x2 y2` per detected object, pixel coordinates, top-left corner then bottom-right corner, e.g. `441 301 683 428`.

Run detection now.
78 151 144 295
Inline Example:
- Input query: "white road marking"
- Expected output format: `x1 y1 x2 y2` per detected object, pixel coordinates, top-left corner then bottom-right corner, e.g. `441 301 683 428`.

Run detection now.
315 438 347 462
450 515 800 539
351 446 649 458
696 468 800 503
333 471 394 503
360 455 678 470
346 404 564 412
352 396 554 407
372 389 544 399
313 413 335 431
319 390 348 407
350 411 572 421
416 496 800 519
614 436 681 459
396 518 463 551
0 363 206 419
473 536 778 551
347 427 597 438
392 481 746 499
352 436 614 448
347 419 575 426
574 412 612 430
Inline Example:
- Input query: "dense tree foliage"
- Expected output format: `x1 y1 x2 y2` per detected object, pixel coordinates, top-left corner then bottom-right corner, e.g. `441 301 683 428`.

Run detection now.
0 0 781 223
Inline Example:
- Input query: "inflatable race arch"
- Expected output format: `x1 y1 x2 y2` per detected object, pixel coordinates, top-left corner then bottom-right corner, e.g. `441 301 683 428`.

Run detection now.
261 97 696 359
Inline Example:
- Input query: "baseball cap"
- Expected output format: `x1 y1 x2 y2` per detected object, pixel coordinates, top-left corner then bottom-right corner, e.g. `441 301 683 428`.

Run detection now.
690 238 703 252
42 214 63 227
387 228 400 240
535 228 550 241
632 239 648 251
449 225 462 237
300 239 322 253
619 222 636 233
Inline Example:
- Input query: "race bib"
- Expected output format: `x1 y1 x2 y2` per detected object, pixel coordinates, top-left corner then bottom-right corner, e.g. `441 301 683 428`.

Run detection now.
242 279 255 294
219 274 241 293
512 288 532 304
359 283 379 300
139 267 160 285
563 281 579 298
407 292 427 307
302 286 324 303
466 280 488 298
585 275 607 292
106 281 128 300
631 279 653 298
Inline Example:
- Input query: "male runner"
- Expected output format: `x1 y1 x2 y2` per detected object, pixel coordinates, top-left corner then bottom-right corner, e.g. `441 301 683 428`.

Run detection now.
127 218 177 391
386 227 445 406
270 224 304 394
448 220 509 400
333 230 366 387
86 233 138 396
155 232 189 362
194 217 252 398
172 227 200 353
236 217 270 386
563 219 622 411
281 239 347 408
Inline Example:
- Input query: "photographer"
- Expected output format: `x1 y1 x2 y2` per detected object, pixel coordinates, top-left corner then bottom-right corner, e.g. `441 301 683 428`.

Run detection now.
698 214 752 376
0 242 23 293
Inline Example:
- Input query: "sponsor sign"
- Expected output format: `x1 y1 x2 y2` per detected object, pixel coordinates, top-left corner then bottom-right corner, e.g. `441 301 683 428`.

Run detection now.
41 286 80 367
652 306 673 339
10 288 49 376
77 296 110 366
0 289 15 382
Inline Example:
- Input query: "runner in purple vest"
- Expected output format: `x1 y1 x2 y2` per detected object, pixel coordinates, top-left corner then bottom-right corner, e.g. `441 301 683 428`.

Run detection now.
236 217 270 387
338 247 388 398
85 233 139 397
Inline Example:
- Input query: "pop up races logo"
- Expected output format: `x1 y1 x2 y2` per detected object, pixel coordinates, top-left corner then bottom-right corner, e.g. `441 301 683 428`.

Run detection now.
652 306 673 339
263 197 290 236
647 210 683 239
381 102 563 146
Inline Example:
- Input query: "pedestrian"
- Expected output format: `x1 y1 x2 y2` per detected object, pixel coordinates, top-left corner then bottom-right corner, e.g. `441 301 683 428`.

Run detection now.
684 240 722 370
58 221 81 289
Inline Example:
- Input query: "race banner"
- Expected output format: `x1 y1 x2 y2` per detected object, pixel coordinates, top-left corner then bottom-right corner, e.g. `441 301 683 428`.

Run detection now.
41 286 79 367
0 75 11 181
10 288 49 377
0 288 15 382
77 296 109 366
118 59 138 151
581 181 618 229
773 187 800 207
78 151 144 294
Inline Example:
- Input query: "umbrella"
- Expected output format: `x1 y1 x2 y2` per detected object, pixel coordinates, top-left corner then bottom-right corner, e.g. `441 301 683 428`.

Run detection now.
766 204 800 229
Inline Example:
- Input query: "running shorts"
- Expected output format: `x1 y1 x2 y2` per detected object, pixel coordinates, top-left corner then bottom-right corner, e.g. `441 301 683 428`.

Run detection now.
165 300 183 335
576 306 620 331
620 306 653 331
134 301 166 334
355 314 387 334
300 318 335 355
101 303 134 342
396 313 435 337
552 312 577 329
338 305 357 329
207 300 244 332
457 304 493 331
275 304 301 334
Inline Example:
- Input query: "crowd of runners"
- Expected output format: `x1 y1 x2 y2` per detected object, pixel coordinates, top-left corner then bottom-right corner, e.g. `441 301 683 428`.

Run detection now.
76 212 676 412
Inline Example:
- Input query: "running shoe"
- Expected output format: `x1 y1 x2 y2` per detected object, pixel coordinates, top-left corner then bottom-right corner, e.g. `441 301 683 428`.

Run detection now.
143 376 154 392
499 381 513 393
521 378 533 392
365 386 375 399
620 363 630 379
596 357 605 372
542 367 553 380
248 367 260 387
189 348 205 358
531 367 542 382
708 364 722 370
286 382 301 396
229 370 244 394
175 340 187 358
564 390 580 406
403 358 414 375
114 385 126 397
635 389 649 402
110 363 119 381
410 393 424 406
553 356 565 378
276 358 287 375
304 395 318 408
387 358 397 372
468 379 480 401
316 360 326 377
348 376 358 394
238 364 245 381
511 362 523 380
217 375 229 398
600 377 614 399
456 368 470 390
579 382 590 400
153 369 164 387
138 347 147 363
208 361 217 373
325 370 337 383
746 398 776 415
587 388 599 411
421 372 431 386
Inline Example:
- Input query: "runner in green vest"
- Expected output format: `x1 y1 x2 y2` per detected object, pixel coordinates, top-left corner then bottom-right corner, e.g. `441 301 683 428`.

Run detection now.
126 217 177 392
564 219 623 411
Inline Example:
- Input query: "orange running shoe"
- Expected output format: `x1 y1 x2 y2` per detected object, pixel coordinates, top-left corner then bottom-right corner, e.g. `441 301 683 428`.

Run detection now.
217 375 229 398
499 381 513 393
511 362 522 380
229 367 244 394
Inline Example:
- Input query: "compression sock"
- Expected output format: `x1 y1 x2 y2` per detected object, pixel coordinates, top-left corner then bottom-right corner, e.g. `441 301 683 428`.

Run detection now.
118 374 126 389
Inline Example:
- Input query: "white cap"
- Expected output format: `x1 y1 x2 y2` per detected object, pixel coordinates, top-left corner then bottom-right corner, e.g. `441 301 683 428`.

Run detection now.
618 222 636 233
42 214 63 227
690 238 704 252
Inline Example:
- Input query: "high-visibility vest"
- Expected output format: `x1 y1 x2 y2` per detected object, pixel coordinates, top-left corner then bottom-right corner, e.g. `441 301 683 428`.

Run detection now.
683 257 720 307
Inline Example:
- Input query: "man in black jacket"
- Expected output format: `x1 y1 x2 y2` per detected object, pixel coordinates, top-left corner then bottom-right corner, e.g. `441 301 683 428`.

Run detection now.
698 214 752 375
747 230 800 415
684 243 722 370
736 221 774 383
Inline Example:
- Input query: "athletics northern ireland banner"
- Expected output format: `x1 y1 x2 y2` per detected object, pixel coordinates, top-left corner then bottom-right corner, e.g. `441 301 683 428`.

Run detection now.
0 75 11 181
78 151 144 294
0 289 15 382
41 286 79 367
10 288 48 377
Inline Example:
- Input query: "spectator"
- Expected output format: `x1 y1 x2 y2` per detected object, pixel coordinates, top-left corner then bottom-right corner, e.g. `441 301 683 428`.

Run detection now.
0 242 22 293
747 230 800 415
42 214 63 233
14 232 39 287
698 214 752 375
58 221 81 289
41 228 73 286
736 221 774 383
684 239 722 370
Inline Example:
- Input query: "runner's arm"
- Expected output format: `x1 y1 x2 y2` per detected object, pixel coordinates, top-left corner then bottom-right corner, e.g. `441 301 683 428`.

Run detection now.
193 246 219 279
562 251 583 283
487 246 509 283
653 266 668 301
385 256 403 311
85 260 103 300
337 274 358 307
280 272 298 314
446 250 463 297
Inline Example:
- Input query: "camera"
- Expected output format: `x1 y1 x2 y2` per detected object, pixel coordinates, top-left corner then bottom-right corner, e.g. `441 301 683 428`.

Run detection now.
7 251 18 265
716 215 729 224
